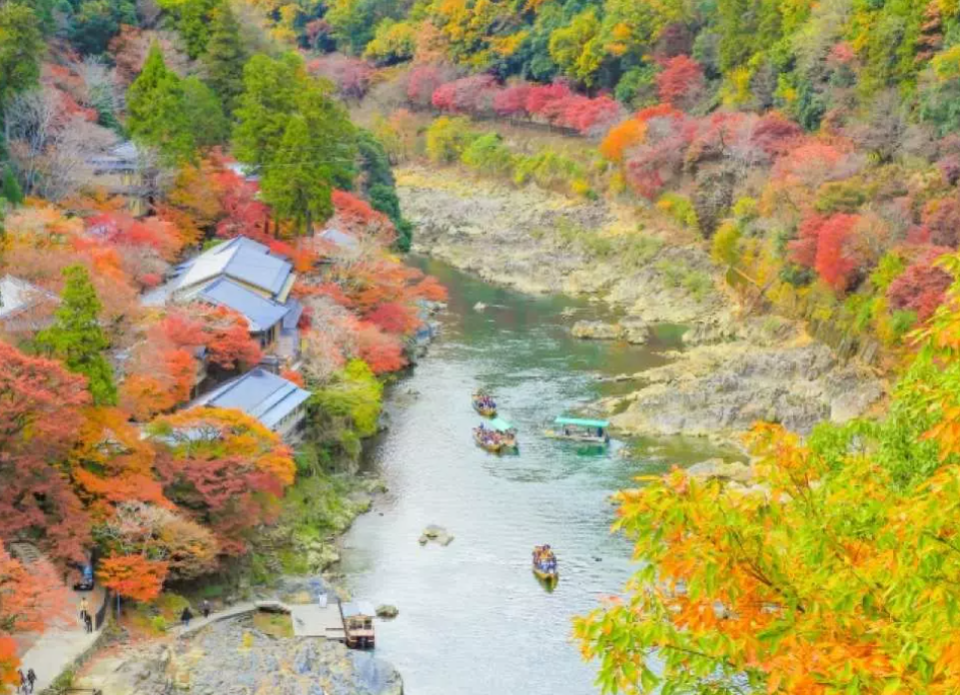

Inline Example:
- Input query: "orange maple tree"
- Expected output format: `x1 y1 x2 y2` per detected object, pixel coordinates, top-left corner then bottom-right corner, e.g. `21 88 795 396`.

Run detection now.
97 555 168 603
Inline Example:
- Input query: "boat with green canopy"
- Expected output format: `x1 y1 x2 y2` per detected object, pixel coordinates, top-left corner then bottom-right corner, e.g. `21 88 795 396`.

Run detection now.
544 416 610 444
473 417 519 453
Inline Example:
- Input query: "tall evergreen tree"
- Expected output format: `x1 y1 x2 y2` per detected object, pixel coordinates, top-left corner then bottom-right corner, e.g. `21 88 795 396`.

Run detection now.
36 265 117 406
1 167 24 206
68 0 137 55
182 76 230 146
157 0 217 58
0 2 44 106
202 1 248 116
296 83 357 190
232 53 302 167
260 116 334 236
126 43 195 163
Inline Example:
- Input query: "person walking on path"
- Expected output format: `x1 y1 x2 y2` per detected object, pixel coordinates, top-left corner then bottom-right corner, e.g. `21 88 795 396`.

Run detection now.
84 611 93 633
78 596 89 626
26 669 36 693
181 606 193 627
202 600 211 619
17 669 26 694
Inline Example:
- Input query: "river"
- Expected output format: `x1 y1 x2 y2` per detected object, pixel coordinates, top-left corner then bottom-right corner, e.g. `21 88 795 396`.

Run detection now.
340 259 727 695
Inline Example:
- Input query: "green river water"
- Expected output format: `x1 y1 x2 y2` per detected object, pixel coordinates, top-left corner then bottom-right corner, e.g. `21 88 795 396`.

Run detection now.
340 258 729 695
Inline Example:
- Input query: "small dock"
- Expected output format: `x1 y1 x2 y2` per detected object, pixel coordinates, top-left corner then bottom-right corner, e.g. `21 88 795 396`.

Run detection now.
288 603 346 641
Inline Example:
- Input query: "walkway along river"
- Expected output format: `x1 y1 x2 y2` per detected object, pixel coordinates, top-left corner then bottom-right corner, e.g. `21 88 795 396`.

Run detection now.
340 259 731 695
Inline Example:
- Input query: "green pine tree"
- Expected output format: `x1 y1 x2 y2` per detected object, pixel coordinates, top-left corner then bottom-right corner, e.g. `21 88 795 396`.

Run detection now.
182 76 230 146
36 265 117 406
126 43 195 163
0 2 44 106
1 167 24 206
202 1 248 116
232 53 302 166
296 83 357 190
260 115 333 236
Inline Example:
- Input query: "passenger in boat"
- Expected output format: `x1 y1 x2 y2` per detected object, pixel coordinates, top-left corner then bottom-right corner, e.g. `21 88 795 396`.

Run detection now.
598 427 604 438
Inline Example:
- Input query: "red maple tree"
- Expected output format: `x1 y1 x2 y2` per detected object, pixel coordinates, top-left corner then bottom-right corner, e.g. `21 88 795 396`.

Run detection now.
0 341 92 564
656 55 705 108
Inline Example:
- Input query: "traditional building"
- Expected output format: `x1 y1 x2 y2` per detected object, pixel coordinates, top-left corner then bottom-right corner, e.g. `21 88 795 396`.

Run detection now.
173 237 296 303
190 367 311 440
197 278 291 350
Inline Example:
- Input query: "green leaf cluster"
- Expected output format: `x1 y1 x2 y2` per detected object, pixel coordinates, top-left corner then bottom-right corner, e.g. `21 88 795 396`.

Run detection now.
36 265 117 406
126 43 206 163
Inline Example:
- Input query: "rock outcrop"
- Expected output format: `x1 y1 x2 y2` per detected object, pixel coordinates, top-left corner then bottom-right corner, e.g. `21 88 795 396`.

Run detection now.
602 342 884 438
571 320 624 340
570 318 650 343
419 525 454 546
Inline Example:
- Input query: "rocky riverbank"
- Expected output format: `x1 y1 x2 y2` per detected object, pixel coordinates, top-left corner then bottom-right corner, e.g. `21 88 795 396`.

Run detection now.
74 613 402 695
397 164 886 443
399 165 727 326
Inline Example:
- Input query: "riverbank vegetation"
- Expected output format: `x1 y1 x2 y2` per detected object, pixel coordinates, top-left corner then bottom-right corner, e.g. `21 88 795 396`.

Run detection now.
0 0 444 687
575 264 960 692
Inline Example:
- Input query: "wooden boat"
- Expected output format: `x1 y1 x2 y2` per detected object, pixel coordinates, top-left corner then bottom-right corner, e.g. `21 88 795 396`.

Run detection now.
340 601 375 650
532 545 559 587
473 401 497 417
544 417 610 445
474 427 506 453
472 390 497 417
533 567 559 587
473 418 519 453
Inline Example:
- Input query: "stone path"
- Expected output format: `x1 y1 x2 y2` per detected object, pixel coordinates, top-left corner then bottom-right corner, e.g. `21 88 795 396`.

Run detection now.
13 545 106 695
20 628 100 693
174 602 258 637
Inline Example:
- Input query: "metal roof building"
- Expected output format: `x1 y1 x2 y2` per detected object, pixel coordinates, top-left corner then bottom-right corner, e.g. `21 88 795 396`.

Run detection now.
175 237 295 302
193 367 311 434
198 278 291 334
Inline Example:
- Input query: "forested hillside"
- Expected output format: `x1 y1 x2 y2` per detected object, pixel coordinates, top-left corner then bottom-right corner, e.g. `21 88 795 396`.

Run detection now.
0 0 443 687
232 0 960 358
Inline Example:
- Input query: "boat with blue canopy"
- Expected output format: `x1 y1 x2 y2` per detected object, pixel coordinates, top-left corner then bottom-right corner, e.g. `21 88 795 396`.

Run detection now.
544 416 610 444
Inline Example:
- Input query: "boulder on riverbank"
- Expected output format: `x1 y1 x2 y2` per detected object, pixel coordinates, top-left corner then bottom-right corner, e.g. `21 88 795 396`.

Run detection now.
570 318 651 344
419 525 454 546
571 320 624 340
619 317 651 344
376 604 399 619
